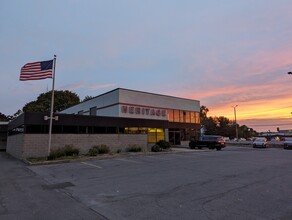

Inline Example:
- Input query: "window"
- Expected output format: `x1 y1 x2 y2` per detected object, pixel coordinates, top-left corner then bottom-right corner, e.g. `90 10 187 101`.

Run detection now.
119 127 125 134
125 127 139 134
179 111 184 123
148 128 165 143
107 127 117 134
78 126 87 134
148 128 157 143
195 112 200 123
93 127 106 133
185 111 190 123
168 109 174 122
63 126 78 133
174 110 180 122
190 112 195 123
156 128 165 142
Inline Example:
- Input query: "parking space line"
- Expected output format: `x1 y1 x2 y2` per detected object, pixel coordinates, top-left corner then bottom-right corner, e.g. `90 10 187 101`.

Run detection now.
145 155 169 160
170 153 199 158
116 158 142 164
81 162 102 169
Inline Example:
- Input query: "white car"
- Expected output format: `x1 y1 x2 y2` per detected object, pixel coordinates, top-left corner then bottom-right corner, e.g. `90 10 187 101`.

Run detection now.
252 138 267 148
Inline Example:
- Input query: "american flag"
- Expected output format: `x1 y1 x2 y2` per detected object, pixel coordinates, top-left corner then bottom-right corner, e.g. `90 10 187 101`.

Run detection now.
20 59 53 81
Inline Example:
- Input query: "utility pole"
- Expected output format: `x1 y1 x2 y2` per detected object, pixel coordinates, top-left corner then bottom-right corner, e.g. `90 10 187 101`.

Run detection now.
232 105 238 140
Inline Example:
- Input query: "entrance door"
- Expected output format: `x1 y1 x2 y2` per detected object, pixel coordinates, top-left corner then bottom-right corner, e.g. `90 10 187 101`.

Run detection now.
169 129 181 145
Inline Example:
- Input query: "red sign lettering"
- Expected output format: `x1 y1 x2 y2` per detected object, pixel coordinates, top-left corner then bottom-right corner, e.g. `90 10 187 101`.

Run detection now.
162 110 166 117
121 105 167 118
135 107 141 114
121 106 127 113
129 106 134 114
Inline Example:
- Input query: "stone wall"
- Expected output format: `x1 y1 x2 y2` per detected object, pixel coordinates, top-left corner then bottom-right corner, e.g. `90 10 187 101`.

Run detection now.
7 133 148 159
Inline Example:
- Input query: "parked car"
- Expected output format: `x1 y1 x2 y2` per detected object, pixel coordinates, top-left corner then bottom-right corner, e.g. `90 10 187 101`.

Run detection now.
252 138 267 148
283 137 292 150
189 135 226 150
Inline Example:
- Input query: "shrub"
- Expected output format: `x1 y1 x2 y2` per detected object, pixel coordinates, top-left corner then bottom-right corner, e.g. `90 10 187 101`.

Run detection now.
88 146 99 156
88 145 110 156
116 149 122 154
48 148 66 160
156 140 171 149
151 144 161 152
48 145 79 160
98 144 110 154
126 145 142 152
64 144 79 156
151 140 171 152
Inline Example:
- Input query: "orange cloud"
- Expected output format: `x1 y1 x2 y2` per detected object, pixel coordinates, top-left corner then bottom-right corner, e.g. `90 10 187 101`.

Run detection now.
172 47 292 132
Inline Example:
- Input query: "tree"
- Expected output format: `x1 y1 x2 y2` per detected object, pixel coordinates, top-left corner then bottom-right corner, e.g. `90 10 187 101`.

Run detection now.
200 109 257 138
23 90 80 113
83 95 94 102
203 116 218 135
217 116 233 137
200 105 209 122
238 125 257 139
0 112 9 121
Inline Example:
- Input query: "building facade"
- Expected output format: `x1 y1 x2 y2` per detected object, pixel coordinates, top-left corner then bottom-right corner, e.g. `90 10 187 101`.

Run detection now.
7 88 200 159
61 88 201 144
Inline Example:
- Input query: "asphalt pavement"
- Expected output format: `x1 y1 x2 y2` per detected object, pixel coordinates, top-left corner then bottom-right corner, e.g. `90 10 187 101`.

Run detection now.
1 146 292 220
0 152 103 220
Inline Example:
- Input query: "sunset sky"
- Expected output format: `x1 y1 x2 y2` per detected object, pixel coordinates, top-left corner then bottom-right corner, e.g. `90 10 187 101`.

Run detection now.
1 0 292 132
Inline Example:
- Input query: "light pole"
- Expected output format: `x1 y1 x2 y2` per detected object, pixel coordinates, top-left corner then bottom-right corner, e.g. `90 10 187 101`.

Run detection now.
232 105 238 140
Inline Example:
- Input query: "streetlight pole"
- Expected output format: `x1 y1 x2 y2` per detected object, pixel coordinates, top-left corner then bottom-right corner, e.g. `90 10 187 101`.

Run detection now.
232 105 238 140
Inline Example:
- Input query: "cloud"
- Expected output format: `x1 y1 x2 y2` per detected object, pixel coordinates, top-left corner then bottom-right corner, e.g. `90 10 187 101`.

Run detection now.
239 118 292 132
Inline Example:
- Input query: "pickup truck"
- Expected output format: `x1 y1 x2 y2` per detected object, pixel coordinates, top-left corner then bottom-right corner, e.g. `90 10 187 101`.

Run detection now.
189 135 226 150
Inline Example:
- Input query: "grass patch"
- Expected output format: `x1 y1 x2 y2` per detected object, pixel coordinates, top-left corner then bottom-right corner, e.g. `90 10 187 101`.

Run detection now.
26 157 48 163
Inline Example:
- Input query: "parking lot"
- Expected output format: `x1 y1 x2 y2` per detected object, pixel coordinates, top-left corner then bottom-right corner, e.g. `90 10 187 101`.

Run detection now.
1 146 292 220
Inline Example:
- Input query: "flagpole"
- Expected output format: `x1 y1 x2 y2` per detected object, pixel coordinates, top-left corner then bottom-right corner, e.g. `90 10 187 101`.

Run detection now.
48 55 57 156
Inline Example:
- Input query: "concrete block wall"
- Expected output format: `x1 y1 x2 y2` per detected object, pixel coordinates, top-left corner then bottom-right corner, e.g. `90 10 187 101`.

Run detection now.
6 134 24 159
8 133 148 159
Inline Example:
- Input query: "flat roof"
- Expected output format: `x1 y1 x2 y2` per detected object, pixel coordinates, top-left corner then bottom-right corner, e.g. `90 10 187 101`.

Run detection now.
69 87 199 110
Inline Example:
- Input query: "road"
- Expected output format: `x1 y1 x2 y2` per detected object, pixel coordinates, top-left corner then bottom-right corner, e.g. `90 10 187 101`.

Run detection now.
1 146 292 219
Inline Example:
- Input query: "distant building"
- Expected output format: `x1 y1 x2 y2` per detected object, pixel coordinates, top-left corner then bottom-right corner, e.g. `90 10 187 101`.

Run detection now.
7 88 201 159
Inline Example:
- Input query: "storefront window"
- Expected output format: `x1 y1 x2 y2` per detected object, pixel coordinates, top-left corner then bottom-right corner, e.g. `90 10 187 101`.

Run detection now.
148 128 157 143
190 112 195 123
147 128 165 143
185 111 190 123
168 109 174 122
139 127 148 134
125 127 139 134
179 111 184 123
174 110 180 122
195 112 200 123
156 128 165 142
